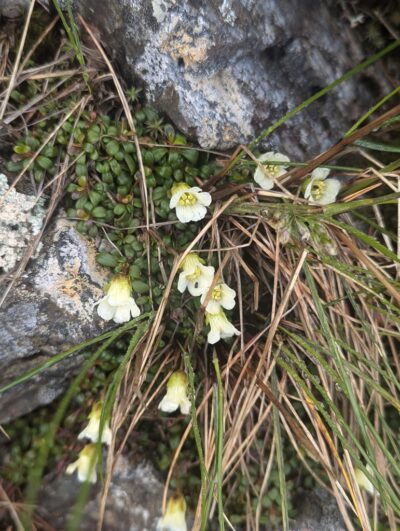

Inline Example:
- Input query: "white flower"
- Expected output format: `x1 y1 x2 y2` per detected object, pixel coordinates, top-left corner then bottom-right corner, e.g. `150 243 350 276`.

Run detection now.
157 495 187 531
355 466 375 495
206 310 240 344
96 275 140 323
78 401 112 445
200 283 236 314
304 167 340 205
254 152 290 190
158 371 191 415
177 253 215 296
66 443 98 484
169 183 211 223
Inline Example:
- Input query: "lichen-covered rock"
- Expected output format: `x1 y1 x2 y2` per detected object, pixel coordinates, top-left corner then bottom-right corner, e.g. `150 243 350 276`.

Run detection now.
0 173 45 273
77 0 388 156
0 216 110 423
39 455 164 530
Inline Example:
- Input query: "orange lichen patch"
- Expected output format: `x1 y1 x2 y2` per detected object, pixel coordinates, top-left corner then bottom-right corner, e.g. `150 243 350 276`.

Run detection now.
161 31 210 66
222 125 235 143
58 276 91 300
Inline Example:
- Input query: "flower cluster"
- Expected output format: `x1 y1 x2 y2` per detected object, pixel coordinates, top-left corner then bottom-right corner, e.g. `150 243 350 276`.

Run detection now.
66 401 112 483
253 152 340 205
178 253 240 345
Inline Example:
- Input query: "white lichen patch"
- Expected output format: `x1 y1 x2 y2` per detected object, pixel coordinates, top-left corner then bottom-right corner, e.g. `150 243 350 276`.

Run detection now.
0 173 46 273
151 0 176 24
219 0 237 25
32 218 107 323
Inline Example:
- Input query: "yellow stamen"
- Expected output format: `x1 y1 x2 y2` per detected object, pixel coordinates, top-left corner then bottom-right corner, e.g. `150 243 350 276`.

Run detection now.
265 164 279 176
212 286 222 301
186 266 201 281
178 192 197 206
311 180 326 200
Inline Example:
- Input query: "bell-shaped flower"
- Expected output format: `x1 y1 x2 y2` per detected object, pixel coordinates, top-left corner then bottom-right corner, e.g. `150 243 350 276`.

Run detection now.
206 309 240 344
66 443 98 484
254 152 290 190
178 253 215 296
303 167 340 205
78 401 112 445
96 274 140 323
355 466 375 495
200 283 236 314
158 371 191 415
157 494 187 531
169 183 211 223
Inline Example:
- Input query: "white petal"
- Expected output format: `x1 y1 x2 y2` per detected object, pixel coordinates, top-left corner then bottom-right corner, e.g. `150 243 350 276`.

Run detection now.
158 514 187 531
355 468 375 494
170 190 183 209
78 465 97 484
205 299 221 314
254 167 274 190
317 178 341 205
177 272 188 293
221 285 236 310
100 424 112 445
208 329 221 344
127 298 141 318
304 179 313 199
195 191 212 207
310 167 330 180
270 152 290 164
220 322 240 339
158 396 179 413
200 290 208 305
175 205 195 223
97 299 116 321
187 267 214 296
201 265 215 283
179 398 191 415
78 425 97 442
275 166 288 178
113 304 132 323
66 461 78 475
187 282 208 297
257 152 275 162
188 204 207 221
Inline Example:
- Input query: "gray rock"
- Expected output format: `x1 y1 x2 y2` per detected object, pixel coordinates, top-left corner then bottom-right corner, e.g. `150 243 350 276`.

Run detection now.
0 173 46 274
39 455 164 531
289 488 345 531
0 217 110 423
77 0 388 156
0 0 31 18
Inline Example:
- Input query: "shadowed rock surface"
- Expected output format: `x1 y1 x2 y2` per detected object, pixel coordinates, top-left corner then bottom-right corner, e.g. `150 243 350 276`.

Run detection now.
38 456 164 530
77 0 389 157
0 217 110 423
289 489 345 531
